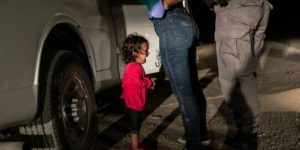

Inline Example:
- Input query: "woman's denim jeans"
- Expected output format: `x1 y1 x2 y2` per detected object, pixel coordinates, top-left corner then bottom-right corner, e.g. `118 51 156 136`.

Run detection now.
153 7 206 149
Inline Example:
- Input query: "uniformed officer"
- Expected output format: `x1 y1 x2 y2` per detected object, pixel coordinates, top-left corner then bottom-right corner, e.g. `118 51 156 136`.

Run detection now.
205 0 273 149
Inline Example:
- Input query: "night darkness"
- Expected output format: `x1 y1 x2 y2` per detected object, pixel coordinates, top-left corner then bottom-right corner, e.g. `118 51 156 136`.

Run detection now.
188 0 300 44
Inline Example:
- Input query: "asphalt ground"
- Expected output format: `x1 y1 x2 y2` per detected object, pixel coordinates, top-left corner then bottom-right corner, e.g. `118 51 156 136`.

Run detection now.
96 40 300 150
0 40 299 150
96 80 300 150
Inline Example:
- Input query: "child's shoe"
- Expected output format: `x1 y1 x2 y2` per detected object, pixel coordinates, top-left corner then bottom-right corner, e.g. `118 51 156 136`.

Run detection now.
128 143 147 150
137 143 148 150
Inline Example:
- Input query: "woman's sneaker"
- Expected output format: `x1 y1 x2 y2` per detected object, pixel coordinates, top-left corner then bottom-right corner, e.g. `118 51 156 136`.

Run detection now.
200 133 212 146
177 133 212 146
177 134 186 144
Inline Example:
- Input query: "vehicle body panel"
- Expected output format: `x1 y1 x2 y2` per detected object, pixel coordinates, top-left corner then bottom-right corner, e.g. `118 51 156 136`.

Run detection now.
121 4 161 75
0 0 117 128
0 0 161 129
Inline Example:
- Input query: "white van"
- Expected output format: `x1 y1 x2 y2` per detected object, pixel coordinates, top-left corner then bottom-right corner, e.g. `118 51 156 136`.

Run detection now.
0 0 162 149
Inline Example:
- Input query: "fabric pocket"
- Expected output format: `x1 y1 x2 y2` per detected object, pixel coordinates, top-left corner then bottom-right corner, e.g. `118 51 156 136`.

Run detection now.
228 0 263 28
219 39 240 69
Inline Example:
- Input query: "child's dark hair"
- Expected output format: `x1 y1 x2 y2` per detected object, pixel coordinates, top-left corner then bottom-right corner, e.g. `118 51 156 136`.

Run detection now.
121 34 148 64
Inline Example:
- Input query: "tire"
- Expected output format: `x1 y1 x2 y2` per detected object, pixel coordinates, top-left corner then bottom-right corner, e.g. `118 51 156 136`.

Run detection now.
21 50 97 150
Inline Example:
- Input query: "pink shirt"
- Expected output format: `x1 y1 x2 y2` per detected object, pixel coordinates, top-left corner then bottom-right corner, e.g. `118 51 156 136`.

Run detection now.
121 62 152 111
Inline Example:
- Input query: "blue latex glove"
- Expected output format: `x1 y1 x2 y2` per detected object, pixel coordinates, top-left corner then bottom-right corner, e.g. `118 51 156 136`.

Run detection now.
148 0 165 19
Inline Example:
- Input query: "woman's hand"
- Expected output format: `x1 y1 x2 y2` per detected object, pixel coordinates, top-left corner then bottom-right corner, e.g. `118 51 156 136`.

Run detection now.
148 0 165 18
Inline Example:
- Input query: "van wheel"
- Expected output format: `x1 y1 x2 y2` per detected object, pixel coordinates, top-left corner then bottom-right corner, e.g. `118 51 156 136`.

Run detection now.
21 50 97 150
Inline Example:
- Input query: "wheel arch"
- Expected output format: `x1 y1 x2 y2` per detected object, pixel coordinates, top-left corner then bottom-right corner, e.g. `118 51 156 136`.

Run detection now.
35 16 97 119
40 23 95 79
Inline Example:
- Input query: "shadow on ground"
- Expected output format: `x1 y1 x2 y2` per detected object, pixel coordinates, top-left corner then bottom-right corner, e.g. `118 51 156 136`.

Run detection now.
95 81 173 149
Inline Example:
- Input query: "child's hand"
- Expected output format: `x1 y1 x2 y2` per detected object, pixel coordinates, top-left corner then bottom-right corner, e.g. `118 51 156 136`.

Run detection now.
151 78 156 89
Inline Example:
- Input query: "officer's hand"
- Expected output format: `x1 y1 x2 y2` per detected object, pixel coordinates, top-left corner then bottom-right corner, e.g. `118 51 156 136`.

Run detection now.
148 0 165 19
217 0 229 7
205 0 229 8
205 0 216 8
